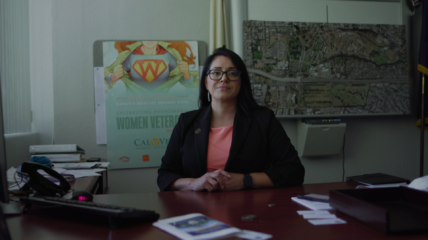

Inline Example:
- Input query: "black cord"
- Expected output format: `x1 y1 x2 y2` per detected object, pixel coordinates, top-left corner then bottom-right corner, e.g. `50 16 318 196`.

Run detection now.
342 133 346 182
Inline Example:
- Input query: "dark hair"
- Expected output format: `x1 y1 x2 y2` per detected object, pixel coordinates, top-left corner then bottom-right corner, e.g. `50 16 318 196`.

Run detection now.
198 46 262 112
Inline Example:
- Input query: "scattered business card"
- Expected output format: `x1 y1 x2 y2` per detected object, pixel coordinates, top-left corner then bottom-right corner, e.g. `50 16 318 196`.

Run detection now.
291 197 333 210
308 218 346 225
297 210 330 215
236 230 272 240
303 214 337 219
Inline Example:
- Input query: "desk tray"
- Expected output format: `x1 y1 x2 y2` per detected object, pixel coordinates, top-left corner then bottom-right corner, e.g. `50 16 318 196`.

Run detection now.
329 187 428 233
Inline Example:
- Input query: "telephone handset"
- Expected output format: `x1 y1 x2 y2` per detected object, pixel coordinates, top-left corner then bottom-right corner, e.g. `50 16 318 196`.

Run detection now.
20 162 71 197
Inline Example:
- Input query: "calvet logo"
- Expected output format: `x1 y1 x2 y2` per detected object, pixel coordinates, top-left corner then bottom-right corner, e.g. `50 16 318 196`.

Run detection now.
134 138 169 146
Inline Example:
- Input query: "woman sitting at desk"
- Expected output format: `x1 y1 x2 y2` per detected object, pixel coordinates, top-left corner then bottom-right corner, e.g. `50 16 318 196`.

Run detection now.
157 47 305 192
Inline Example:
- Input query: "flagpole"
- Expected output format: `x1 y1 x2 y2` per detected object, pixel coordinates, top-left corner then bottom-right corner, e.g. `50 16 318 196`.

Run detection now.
421 74 426 177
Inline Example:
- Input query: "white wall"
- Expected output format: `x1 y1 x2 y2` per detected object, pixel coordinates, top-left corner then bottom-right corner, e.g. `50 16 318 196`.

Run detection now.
50 0 211 193
246 0 426 183
5 133 38 169
15 0 425 194
247 0 402 24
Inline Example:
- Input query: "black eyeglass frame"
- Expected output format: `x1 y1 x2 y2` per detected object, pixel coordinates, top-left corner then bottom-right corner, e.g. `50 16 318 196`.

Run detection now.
206 70 241 81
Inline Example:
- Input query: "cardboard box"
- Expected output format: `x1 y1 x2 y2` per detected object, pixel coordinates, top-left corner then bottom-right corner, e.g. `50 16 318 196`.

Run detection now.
330 187 428 233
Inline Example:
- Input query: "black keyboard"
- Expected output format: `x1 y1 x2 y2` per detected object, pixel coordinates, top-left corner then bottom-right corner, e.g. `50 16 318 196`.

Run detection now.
20 196 160 221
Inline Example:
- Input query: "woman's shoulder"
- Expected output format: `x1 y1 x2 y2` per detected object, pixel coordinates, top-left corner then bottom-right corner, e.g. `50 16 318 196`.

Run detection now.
181 109 201 118
248 107 274 118
179 107 209 122
242 107 277 126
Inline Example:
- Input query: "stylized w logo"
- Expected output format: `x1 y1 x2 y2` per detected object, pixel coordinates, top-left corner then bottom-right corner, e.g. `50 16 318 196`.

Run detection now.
132 60 167 83
151 138 160 145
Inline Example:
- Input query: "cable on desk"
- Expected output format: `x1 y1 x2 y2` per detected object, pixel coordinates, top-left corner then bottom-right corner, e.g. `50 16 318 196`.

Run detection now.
8 171 32 195
342 133 346 182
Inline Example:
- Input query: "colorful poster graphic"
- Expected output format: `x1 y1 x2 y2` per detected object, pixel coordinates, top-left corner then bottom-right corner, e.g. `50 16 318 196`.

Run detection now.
103 41 199 169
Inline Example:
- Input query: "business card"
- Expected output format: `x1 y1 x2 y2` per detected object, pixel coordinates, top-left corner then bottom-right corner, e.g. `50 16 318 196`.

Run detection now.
308 218 346 225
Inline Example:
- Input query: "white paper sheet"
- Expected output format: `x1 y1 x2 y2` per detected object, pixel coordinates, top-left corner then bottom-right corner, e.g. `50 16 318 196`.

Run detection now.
236 230 272 240
308 218 346 225
9 179 60 191
297 210 330 215
7 167 19 182
62 169 101 178
8 182 26 191
303 214 337 219
54 162 110 169
291 197 333 210
38 168 67 175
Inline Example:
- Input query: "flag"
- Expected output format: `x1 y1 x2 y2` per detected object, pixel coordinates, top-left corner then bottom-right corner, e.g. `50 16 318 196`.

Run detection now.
417 0 428 129
414 0 422 8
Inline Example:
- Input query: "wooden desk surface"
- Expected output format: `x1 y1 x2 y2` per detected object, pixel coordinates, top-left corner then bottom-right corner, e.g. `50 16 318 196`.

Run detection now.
6 182 428 240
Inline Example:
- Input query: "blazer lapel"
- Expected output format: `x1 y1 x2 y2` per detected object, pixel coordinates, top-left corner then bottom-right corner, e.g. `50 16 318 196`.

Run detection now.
225 107 252 170
194 106 212 174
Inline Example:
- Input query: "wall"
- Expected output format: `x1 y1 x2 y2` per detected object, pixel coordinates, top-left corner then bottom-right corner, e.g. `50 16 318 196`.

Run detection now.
5 132 38 169
50 0 210 193
247 0 427 184
19 0 426 194
282 116 424 184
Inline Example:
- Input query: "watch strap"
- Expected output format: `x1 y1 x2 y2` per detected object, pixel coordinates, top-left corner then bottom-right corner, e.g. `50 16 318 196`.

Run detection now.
243 173 253 189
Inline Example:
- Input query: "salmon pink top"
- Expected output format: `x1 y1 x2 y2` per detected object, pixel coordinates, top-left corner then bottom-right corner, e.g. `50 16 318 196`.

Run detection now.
206 126 233 172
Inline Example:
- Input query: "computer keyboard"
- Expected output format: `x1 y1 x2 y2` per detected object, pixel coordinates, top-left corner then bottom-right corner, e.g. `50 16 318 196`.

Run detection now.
20 196 160 221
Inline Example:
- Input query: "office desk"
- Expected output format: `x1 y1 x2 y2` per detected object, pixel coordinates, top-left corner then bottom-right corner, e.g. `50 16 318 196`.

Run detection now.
72 170 109 194
70 175 99 193
6 182 428 240
8 168 108 195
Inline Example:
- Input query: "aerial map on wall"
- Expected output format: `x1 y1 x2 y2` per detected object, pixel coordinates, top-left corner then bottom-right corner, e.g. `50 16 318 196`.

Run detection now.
243 21 409 117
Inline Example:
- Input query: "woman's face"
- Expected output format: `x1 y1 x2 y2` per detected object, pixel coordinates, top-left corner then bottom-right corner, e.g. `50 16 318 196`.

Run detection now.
205 55 241 104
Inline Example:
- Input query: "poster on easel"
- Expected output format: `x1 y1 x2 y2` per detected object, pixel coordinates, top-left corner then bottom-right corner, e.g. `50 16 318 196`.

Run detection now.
102 41 200 169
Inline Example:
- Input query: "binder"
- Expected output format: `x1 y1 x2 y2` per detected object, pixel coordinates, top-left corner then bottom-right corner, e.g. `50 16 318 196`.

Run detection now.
31 153 83 162
29 144 85 154
346 173 410 186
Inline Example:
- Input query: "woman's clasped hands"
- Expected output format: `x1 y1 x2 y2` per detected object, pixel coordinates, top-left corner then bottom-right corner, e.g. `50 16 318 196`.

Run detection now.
189 170 245 192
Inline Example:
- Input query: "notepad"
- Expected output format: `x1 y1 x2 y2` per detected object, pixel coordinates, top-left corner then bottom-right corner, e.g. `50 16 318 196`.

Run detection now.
346 173 410 186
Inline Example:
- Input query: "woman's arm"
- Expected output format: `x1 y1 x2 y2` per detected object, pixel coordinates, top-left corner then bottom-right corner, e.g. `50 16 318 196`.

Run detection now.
167 170 231 192
158 111 232 192
220 172 274 191
263 111 305 187
157 114 187 191
221 109 304 191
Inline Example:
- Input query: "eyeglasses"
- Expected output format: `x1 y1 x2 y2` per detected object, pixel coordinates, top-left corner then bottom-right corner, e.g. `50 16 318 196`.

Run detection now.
207 70 241 81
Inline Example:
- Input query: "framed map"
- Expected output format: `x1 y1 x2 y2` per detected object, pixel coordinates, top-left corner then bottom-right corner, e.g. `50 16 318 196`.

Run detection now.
243 21 409 117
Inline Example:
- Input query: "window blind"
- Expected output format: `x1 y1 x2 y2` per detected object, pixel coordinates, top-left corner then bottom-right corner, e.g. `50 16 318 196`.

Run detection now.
0 0 32 134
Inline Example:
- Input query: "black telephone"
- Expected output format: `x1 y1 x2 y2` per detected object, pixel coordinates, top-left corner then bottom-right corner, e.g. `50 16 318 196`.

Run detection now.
20 162 70 197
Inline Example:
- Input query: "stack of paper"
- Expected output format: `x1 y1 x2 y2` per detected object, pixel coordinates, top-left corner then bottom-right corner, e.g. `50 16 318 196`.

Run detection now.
54 162 110 169
292 197 347 226
29 144 86 162
291 197 333 210
297 210 346 226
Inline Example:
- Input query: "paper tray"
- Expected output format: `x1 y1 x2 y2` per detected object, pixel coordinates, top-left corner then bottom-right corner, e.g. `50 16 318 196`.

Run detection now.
329 186 428 233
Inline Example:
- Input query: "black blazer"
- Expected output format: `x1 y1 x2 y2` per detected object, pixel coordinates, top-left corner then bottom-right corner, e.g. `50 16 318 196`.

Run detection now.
157 105 305 191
